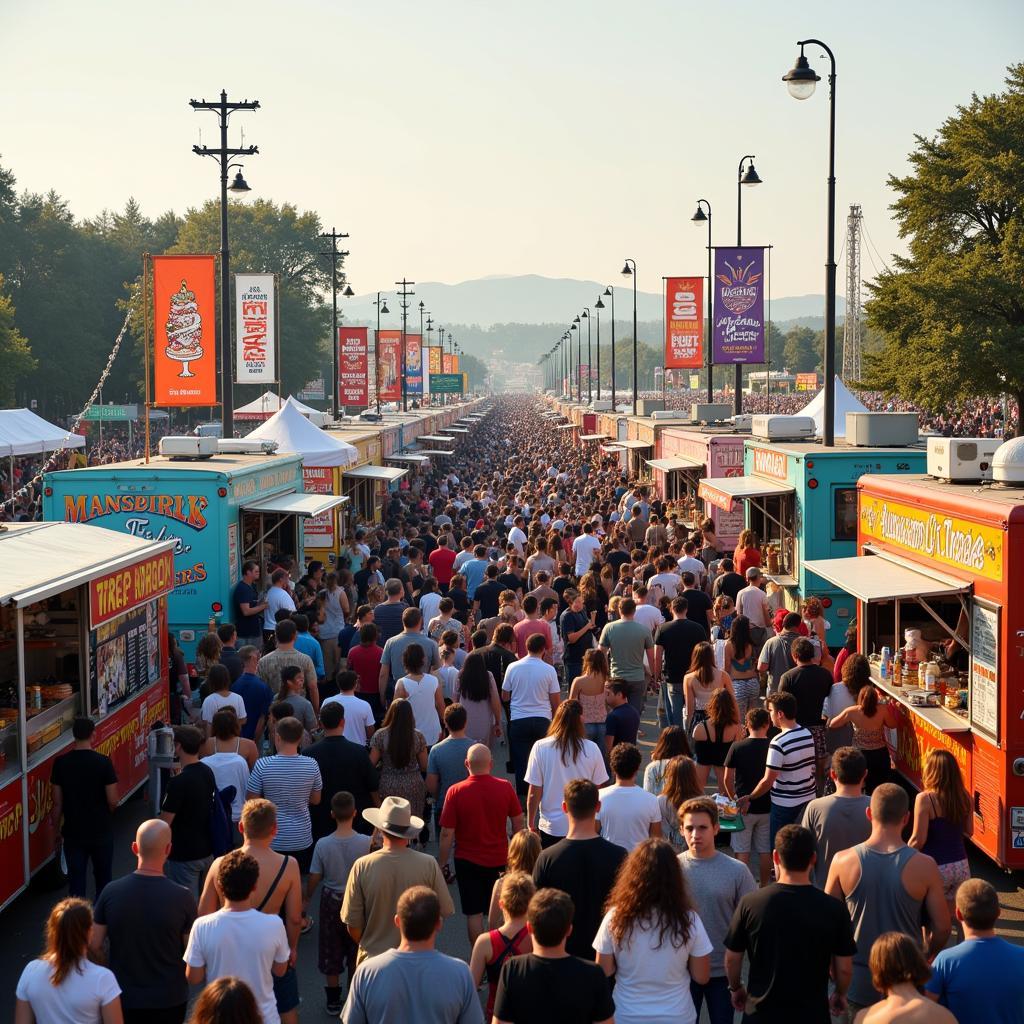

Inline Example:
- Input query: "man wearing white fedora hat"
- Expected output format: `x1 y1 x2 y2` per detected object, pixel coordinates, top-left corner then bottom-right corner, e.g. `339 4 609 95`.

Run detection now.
341 797 454 964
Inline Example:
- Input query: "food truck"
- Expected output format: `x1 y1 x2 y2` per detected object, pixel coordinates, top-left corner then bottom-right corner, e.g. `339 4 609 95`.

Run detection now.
802 436 1024 868
698 428 927 635
42 445 348 659
0 522 175 908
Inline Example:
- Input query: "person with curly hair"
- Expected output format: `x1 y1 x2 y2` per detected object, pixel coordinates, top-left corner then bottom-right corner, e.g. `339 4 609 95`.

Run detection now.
594 838 712 1024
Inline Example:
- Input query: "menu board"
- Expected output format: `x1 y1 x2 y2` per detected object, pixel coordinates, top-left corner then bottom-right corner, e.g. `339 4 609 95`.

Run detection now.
90 599 161 716
970 601 999 740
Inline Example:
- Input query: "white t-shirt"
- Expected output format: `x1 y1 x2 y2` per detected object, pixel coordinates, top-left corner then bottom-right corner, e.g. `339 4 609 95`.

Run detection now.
263 585 296 632
501 656 560 720
524 735 609 835
201 691 247 724
201 750 250 821
572 534 603 575
437 665 460 702
16 957 121 1024
594 908 713 1024
418 591 443 627
597 784 661 851
648 573 682 599
321 693 376 744
736 584 771 628
677 556 706 582
633 603 664 636
396 674 442 746
184 908 290 1024
508 526 527 554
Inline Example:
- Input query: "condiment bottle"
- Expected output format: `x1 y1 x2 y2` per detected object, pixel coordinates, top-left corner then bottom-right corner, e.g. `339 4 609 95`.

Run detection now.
893 653 902 686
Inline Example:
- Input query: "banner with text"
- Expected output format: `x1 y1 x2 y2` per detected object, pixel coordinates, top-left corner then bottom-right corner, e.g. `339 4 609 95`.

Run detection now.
430 373 464 394
234 273 276 383
442 352 454 374
406 333 423 395
376 330 402 402
338 327 368 407
712 247 765 364
153 255 217 406
452 354 460 374
428 346 442 376
664 276 704 369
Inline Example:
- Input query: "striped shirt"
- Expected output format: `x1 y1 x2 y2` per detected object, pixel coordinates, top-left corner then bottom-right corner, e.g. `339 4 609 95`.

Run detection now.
247 754 323 851
765 726 816 807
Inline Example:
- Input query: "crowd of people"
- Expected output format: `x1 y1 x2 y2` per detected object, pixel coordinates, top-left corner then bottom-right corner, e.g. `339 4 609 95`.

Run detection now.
13 397 1024 1024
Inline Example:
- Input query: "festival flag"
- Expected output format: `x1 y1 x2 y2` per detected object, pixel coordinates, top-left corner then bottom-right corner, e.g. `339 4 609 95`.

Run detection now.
406 333 423 395
452 353 460 374
234 273 276 383
712 247 766 364
338 327 368 407
664 276 704 369
428 345 442 375
152 255 217 406
442 352 454 374
376 330 402 402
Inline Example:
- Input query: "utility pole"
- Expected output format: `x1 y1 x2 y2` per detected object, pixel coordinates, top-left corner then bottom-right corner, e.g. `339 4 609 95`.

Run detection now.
395 278 415 412
189 89 259 437
842 204 863 382
319 228 350 418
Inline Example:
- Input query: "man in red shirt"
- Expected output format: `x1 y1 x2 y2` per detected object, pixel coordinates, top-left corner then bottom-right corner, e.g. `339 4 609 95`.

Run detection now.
346 622 385 724
428 534 457 594
512 595 553 661
438 743 524 944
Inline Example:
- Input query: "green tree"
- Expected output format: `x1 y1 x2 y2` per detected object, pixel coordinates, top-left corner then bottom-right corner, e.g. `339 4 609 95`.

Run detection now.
457 351 488 390
782 325 822 373
861 64 1024 415
0 276 36 405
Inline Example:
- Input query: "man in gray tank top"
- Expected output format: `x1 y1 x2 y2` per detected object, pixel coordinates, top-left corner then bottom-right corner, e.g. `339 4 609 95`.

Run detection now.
825 783 951 1014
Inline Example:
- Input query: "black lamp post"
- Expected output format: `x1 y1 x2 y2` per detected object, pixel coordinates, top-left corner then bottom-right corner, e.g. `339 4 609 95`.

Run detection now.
691 201 713 404
571 319 581 402
581 308 591 403
372 292 389 415
734 156 762 415
784 39 836 445
594 294 604 401
561 332 569 398
320 227 351 419
604 286 616 409
425 316 434 406
620 260 637 415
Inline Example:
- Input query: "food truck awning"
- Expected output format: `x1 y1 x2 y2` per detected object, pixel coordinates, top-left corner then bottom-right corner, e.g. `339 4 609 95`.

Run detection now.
602 443 625 452
386 453 431 464
418 435 455 443
579 433 610 442
0 523 176 608
617 440 653 450
416 449 454 457
343 465 408 483
698 476 795 513
802 555 971 603
242 493 351 518
556 423 577 431
442 427 470 434
646 456 704 472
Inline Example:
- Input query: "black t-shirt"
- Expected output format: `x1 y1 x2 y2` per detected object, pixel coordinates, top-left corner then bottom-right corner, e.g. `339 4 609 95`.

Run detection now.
779 665 835 728
533 837 628 958
655 618 708 681
448 587 471 624
493 954 615 1024
559 609 593 661
552 576 575 615
354 568 375 602
683 588 713 627
713 572 746 603
92 872 197 1009
474 579 504 618
481 643 517 686
496 572 524 596
724 883 857 1023
605 704 640 747
606 549 631 577
305 735 379 839
232 580 262 638
160 762 215 862
51 749 117 841
723 736 772 814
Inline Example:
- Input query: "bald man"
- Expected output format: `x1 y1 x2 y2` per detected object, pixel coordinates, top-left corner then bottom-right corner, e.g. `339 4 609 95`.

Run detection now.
90 819 197 1024
438 741 524 943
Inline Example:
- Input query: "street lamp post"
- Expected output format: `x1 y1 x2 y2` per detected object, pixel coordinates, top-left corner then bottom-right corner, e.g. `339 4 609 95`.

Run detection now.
620 261 638 415
691 201 713 404
395 279 415 412
425 317 434 406
320 227 351 419
571 319 581 403
581 308 591 403
784 39 837 445
418 301 428 409
372 292 389 415
189 89 259 437
735 156 762 415
594 294 604 401
604 286 616 409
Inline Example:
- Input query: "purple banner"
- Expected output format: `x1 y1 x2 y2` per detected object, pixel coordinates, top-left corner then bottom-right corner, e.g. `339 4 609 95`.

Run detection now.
712 246 765 364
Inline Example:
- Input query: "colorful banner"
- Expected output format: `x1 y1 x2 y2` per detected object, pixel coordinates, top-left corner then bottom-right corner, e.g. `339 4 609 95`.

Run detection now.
89 549 176 629
442 352 454 374
338 327 368 407
234 273 276 384
452 354 460 374
428 346 442 375
376 330 402 402
406 333 423 395
429 373 464 394
153 255 217 406
712 247 765 364
302 466 336 549
796 372 818 391
665 276 704 368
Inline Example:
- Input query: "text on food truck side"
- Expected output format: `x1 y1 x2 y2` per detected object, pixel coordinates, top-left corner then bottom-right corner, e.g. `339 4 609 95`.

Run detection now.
64 493 209 530
231 468 299 500
124 518 192 554
871 503 991 571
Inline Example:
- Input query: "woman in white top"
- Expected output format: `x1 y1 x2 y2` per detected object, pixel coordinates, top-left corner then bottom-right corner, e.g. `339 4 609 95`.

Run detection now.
199 665 247 736
393 643 444 746
200 709 252 822
15 898 123 1024
683 642 733 737
595 838 712 1024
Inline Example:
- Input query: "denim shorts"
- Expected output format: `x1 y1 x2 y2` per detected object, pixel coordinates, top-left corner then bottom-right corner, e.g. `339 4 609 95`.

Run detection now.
273 965 300 1013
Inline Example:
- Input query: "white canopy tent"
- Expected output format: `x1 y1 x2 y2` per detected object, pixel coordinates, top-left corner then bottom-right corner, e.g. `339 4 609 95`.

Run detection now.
0 409 86 458
234 391 331 426
797 376 868 438
244 398 359 467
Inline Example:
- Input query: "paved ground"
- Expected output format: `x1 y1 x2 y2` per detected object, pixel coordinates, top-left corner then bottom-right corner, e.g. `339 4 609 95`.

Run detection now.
2 710 1022 1019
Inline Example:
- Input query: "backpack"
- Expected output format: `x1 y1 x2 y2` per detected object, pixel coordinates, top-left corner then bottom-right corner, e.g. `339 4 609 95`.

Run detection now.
209 784 237 856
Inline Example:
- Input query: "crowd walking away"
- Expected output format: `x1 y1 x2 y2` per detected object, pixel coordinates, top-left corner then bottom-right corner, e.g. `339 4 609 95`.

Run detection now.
13 396 1024 1024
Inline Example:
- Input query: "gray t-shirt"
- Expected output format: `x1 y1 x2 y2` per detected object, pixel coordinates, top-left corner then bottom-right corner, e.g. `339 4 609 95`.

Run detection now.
381 632 440 684
598 618 654 683
758 630 800 693
801 794 871 888
678 851 757 976
426 737 473 815
342 948 483 1024
311 832 372 893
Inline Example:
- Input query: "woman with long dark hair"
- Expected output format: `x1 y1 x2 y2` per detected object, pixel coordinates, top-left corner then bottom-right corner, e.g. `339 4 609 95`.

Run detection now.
369 698 428 819
15 898 123 1024
657 756 703 849
595 839 712 1024
523 699 608 848
723 615 759 720
823 652 870 751
827 683 898 793
683 642 734 736
643 725 693 795
691 687 742 793
393 643 444 747
453 649 502 745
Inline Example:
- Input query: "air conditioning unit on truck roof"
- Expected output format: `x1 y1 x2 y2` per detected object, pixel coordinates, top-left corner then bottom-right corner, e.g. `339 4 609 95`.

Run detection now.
927 436 1000 482
751 415 815 441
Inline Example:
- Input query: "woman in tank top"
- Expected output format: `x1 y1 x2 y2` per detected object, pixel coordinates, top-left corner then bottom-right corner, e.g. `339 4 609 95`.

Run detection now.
827 683 898 794
683 642 734 737
393 643 444 747
691 687 743 794
723 615 760 720
568 648 611 746
470 872 534 1019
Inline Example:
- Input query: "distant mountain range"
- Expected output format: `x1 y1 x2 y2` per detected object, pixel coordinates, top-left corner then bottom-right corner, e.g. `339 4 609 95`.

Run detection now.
343 274 845 329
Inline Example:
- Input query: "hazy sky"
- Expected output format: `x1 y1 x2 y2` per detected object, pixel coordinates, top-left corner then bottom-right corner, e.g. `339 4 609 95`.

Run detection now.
2 1 1020 304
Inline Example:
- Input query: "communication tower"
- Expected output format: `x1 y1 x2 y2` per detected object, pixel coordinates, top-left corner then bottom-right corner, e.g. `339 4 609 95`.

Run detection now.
842 203 863 382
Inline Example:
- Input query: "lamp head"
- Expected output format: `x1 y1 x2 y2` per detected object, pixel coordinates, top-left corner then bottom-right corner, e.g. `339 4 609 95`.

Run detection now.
343 285 355 297
571 322 577 332
573 315 580 324
604 285 612 296
691 205 708 224
783 47 820 100
740 162 762 186
381 302 389 314
595 296 605 309
620 262 632 277
581 309 589 319
228 169 251 193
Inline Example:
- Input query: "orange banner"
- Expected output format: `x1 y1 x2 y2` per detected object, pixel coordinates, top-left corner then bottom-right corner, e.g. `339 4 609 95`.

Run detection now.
428 346 442 375
153 255 217 406
665 276 704 369
89 550 176 628
442 352 454 374
452 354 460 373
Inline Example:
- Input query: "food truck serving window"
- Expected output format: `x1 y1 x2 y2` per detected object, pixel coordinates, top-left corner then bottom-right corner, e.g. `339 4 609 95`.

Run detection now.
647 457 705 520
833 487 858 541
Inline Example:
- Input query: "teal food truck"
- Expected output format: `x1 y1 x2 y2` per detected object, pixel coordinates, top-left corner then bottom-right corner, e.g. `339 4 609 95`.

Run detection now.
42 444 348 658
